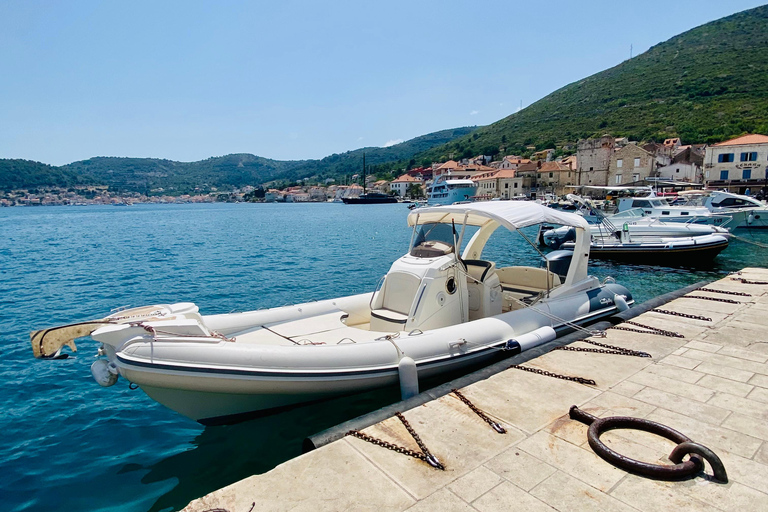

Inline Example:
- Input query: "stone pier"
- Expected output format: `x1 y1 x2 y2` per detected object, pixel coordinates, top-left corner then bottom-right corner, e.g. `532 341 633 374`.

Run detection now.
185 268 768 512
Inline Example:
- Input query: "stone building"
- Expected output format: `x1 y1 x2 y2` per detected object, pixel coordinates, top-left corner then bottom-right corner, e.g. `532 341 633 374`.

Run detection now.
576 135 614 186
607 144 657 185
537 161 576 197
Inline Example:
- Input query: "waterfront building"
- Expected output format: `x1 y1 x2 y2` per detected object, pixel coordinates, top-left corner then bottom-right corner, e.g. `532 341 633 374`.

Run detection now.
390 174 423 197
537 161 575 197
514 162 541 198
704 134 768 194
576 135 614 186
656 146 705 183
607 143 657 186
498 156 531 171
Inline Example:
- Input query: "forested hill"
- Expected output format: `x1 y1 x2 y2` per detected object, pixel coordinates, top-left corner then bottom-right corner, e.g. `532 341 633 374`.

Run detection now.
418 5 768 162
0 126 476 193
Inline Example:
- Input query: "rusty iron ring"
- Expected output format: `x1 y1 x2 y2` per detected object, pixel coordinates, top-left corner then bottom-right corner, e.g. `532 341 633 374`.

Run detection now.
570 406 728 483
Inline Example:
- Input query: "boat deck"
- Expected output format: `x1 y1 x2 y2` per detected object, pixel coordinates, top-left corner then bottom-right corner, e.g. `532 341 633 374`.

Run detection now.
184 268 768 512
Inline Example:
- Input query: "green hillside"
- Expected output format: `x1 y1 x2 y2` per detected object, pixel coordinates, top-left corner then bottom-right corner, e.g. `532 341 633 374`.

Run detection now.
0 127 476 193
419 5 768 162
0 159 100 192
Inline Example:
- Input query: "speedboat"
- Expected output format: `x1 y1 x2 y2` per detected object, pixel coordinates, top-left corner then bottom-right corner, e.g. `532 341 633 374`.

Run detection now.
541 195 731 249
559 231 729 263
31 202 633 425
615 191 733 227
677 190 768 228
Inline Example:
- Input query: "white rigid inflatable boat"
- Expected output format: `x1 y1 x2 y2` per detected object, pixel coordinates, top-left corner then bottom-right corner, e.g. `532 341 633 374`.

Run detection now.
31 202 633 425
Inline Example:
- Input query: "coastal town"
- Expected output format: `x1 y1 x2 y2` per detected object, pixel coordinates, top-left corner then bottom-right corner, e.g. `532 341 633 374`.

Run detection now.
3 133 767 207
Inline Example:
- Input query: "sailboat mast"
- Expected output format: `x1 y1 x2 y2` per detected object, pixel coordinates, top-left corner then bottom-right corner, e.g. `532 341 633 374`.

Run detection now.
362 153 366 196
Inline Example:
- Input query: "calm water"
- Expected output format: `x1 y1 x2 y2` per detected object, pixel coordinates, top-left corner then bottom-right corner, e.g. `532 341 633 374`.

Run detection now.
2 203 768 512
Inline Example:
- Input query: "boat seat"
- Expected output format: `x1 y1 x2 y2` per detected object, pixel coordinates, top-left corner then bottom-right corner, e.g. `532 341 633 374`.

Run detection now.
464 260 502 321
463 259 495 282
370 271 422 331
496 266 561 292
497 266 561 311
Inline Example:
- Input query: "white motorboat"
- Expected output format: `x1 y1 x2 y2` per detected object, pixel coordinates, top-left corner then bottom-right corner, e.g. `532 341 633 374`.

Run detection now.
427 173 477 205
677 190 768 228
572 185 734 226
31 202 633 425
559 231 729 264
542 195 731 249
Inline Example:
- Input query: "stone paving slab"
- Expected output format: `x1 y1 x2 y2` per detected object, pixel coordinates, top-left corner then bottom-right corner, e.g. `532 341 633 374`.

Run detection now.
184 269 768 511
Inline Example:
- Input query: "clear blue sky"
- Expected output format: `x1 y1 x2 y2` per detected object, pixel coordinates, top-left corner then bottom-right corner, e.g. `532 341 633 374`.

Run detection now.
1 0 765 166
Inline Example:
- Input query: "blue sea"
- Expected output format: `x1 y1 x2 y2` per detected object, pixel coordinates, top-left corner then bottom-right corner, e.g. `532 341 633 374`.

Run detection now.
2 203 768 512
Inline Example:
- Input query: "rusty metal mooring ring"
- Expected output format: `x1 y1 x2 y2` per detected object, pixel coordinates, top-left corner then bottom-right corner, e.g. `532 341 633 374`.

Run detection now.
569 406 728 483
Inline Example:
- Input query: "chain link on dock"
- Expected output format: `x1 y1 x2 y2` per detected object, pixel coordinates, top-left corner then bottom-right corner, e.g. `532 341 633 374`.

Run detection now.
685 295 743 304
347 412 445 470
610 320 684 338
651 308 712 321
553 338 651 358
509 364 596 386
451 389 506 434
697 287 751 297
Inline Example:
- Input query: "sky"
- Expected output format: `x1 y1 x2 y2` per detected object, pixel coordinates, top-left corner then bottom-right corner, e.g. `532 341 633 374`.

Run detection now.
1 0 766 166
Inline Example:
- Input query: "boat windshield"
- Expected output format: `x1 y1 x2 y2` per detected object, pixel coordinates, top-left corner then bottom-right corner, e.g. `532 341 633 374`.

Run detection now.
410 222 457 257
611 208 647 219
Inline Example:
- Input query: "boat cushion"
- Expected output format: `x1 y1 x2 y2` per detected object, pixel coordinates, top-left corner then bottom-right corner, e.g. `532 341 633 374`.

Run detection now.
496 266 561 291
371 308 409 324
379 272 421 315
464 260 495 282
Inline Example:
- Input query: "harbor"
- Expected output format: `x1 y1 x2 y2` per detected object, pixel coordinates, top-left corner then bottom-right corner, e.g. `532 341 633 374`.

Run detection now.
4 202 768 511
183 268 768 512
4 3 768 511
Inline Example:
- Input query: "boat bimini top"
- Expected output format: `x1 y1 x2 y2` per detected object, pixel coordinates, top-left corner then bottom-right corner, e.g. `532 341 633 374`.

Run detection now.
408 201 591 287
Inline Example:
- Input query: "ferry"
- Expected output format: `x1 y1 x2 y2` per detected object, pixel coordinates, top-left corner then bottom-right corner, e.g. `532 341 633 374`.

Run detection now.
427 174 477 205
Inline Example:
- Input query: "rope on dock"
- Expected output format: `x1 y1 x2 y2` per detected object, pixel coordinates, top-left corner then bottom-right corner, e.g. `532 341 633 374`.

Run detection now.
728 232 768 248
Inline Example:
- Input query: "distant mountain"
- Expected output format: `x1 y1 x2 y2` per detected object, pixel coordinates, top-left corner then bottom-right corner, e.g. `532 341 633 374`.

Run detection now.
0 127 476 193
0 159 98 192
418 5 768 162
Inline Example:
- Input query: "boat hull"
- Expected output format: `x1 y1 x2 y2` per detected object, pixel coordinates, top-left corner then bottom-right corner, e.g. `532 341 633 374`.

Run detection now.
585 238 729 263
108 286 631 424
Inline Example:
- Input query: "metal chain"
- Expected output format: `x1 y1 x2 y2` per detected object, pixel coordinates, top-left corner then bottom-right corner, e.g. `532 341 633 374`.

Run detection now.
651 308 712 322
509 364 597 386
685 295 743 305
451 389 506 434
347 412 445 470
554 339 651 358
611 320 684 339
698 287 751 297
731 277 768 285
201 503 255 512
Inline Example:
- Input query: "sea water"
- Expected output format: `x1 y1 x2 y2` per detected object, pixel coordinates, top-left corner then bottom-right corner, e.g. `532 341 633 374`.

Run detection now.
2 203 768 512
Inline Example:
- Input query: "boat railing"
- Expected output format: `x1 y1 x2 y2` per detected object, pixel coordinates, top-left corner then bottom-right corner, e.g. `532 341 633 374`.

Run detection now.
369 275 387 312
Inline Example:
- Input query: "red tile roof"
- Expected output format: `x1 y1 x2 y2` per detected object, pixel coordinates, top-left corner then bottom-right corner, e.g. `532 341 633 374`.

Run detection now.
714 134 768 146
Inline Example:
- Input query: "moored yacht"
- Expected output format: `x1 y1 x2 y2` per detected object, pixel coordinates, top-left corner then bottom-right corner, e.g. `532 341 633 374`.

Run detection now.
677 190 768 228
427 173 477 205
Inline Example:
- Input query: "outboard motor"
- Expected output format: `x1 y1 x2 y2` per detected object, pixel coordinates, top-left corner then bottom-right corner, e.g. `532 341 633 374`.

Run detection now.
541 250 573 282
